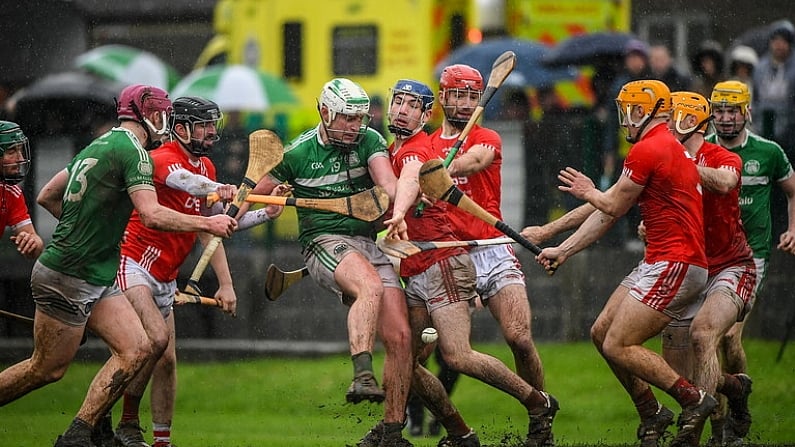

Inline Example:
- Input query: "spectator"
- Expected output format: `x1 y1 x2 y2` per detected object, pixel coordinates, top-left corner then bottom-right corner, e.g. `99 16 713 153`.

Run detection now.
600 39 651 248
753 20 795 149
728 45 759 95
649 43 692 92
690 40 725 98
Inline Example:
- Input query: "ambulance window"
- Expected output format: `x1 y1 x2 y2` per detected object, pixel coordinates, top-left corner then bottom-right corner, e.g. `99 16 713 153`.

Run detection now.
332 25 377 76
283 22 303 79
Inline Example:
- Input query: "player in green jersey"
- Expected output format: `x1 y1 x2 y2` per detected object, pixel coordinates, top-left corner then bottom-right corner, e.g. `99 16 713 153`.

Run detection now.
249 78 413 447
706 80 795 445
0 84 238 447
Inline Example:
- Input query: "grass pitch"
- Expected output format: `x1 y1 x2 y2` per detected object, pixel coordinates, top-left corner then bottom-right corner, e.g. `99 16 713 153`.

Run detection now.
0 339 793 446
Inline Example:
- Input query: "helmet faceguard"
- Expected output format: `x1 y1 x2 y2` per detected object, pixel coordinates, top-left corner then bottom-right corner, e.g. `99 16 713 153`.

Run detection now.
318 78 371 151
710 81 751 140
439 64 483 131
387 79 434 138
116 84 173 149
170 96 223 156
670 91 712 143
0 121 30 185
615 79 671 143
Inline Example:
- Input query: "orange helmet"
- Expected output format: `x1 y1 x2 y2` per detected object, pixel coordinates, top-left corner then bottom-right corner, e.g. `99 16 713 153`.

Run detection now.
615 80 671 142
615 79 672 117
671 91 711 136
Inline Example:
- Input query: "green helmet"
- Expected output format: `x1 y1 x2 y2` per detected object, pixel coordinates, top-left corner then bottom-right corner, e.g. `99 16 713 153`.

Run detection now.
0 120 31 185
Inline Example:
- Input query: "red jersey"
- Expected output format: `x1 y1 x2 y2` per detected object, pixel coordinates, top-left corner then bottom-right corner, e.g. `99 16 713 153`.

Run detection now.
121 141 216 282
429 125 503 240
695 141 755 275
0 184 32 238
389 131 464 277
622 123 706 267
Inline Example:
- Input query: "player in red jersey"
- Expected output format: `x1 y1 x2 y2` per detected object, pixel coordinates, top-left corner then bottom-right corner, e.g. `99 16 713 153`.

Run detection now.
660 91 756 445
109 97 285 447
376 78 557 447
536 80 714 447
0 120 42 259
428 64 556 444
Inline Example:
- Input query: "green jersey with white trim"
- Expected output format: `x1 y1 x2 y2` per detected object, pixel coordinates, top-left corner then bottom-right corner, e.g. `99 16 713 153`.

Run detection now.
269 124 388 247
707 130 794 259
38 128 156 286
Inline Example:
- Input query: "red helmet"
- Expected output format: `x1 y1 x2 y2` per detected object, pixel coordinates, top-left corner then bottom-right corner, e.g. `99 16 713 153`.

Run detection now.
116 84 172 122
439 64 483 91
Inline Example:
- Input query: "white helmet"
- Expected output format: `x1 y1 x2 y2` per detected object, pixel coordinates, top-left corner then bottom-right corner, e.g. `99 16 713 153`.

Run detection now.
318 78 371 150
729 45 759 68
319 78 370 121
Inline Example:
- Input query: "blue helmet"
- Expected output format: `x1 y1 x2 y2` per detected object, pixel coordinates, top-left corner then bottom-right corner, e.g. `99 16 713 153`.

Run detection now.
390 79 434 111
388 79 434 137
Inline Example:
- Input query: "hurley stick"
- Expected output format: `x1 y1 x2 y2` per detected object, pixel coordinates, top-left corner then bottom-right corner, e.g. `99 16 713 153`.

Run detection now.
0 308 34 324
207 185 389 222
185 130 284 295
0 308 89 345
414 50 516 217
377 236 514 259
419 158 557 275
174 290 222 307
265 264 310 301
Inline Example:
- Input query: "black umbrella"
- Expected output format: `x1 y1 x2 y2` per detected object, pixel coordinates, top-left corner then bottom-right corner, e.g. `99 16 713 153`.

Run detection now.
542 32 637 67
8 71 124 136
434 37 577 89
434 37 579 120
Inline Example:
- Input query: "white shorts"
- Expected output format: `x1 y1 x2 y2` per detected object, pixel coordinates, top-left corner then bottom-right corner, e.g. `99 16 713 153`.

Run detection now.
404 253 478 313
304 234 402 303
117 255 176 318
31 261 122 326
468 244 525 301
676 263 757 324
620 260 707 320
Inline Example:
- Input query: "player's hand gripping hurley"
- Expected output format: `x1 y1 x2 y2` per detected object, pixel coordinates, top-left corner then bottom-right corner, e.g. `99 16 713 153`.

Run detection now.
206 185 389 222
414 50 517 217
419 158 558 275
184 130 284 295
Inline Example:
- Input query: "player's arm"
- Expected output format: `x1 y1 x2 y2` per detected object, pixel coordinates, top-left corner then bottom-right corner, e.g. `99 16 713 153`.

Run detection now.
10 222 43 259
224 183 292 230
447 143 495 177
131 188 236 237
36 169 68 219
559 167 641 217
521 203 597 245
384 159 421 240
697 165 739 194
228 174 281 220
197 232 237 315
369 155 398 201
164 168 231 197
777 174 795 254
536 209 617 268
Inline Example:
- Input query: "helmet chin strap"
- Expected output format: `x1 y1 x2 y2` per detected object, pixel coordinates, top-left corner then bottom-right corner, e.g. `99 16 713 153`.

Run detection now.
677 116 713 144
625 99 664 143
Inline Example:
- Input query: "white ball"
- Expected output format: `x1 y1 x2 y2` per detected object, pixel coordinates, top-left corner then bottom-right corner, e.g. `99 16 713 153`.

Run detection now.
421 327 438 344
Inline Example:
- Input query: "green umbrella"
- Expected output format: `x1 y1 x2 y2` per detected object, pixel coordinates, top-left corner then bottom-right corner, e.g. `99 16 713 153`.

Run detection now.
171 64 299 112
75 44 181 91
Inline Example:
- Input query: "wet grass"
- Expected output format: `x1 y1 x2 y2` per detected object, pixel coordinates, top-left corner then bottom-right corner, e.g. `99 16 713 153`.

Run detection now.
1 339 793 446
